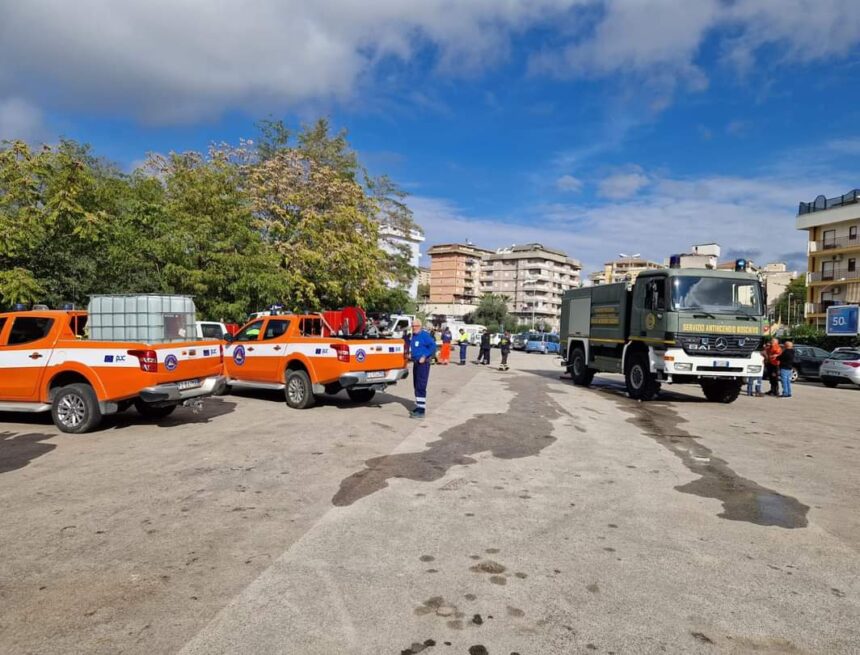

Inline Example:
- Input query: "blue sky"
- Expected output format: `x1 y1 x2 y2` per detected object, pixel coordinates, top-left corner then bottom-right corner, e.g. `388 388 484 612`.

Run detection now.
2 0 860 275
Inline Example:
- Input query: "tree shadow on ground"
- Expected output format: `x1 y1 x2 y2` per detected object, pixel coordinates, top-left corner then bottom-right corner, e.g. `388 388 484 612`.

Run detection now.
0 430 57 475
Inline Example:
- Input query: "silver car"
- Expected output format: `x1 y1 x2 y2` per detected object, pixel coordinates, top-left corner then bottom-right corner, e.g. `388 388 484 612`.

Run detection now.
820 350 860 388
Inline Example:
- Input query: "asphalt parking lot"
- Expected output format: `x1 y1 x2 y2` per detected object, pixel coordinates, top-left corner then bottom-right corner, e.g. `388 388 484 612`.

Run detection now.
1 354 858 655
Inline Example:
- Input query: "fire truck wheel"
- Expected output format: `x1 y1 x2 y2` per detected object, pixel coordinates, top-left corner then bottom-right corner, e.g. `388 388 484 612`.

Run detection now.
700 380 742 403
134 399 178 419
569 347 594 386
52 383 103 434
285 369 315 409
625 352 660 401
346 388 376 403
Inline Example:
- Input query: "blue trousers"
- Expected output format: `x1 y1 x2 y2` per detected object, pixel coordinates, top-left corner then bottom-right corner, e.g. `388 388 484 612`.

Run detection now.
413 360 430 410
780 368 792 397
459 343 468 363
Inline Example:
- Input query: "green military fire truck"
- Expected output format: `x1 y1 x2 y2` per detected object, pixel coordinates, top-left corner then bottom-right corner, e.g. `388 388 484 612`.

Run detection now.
560 262 766 403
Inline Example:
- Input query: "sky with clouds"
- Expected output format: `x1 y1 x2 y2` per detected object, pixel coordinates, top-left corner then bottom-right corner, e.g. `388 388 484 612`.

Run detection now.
2 0 860 275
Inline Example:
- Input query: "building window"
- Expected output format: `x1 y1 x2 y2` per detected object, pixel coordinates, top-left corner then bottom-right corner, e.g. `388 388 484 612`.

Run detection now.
849 258 856 273
821 260 835 281
851 226 858 241
823 229 836 249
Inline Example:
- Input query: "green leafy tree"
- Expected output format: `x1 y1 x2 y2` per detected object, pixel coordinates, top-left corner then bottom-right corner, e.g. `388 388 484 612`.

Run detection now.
247 148 385 310
0 140 122 307
147 147 285 322
469 293 518 332
773 274 807 325
366 287 418 315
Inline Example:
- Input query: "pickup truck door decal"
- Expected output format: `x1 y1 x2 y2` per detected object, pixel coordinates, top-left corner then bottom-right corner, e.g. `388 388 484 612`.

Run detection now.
0 317 55 399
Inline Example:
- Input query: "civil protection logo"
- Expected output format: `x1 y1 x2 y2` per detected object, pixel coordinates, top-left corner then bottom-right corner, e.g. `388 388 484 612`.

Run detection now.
355 348 366 363
164 354 178 371
233 345 246 366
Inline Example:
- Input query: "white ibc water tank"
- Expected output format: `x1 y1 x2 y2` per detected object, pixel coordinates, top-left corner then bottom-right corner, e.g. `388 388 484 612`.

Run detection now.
87 294 197 343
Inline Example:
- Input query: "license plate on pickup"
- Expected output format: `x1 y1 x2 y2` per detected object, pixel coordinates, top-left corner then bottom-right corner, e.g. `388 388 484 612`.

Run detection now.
177 379 201 390
367 371 386 380
712 360 731 368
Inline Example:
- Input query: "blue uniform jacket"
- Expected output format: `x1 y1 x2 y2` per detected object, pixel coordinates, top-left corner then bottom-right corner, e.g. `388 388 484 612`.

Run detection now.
410 330 437 362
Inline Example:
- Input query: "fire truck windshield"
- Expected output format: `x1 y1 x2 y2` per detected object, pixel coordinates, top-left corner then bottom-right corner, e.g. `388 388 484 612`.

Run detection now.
671 276 764 316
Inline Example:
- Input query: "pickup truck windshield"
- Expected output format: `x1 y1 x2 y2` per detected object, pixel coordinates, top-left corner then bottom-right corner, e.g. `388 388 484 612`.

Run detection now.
671 276 763 316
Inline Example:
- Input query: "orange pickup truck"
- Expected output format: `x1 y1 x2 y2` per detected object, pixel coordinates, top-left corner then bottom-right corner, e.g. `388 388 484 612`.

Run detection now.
0 309 226 433
223 312 408 408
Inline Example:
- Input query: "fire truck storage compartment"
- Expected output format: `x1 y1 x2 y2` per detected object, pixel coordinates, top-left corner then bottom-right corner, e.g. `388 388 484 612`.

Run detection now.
87 295 197 343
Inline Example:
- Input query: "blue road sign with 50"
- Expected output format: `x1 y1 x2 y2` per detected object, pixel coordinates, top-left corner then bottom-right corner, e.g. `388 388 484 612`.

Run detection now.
826 304 859 336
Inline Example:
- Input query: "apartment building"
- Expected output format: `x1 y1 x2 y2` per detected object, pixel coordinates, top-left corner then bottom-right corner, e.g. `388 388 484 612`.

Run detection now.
427 243 493 304
796 189 860 326
589 256 664 285
480 243 582 329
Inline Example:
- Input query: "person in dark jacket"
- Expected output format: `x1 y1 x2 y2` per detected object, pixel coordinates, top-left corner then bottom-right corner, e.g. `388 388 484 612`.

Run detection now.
778 341 795 398
478 331 491 365
499 331 511 371
409 319 437 418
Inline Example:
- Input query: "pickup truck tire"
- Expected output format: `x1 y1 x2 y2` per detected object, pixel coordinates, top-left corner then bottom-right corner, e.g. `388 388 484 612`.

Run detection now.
700 380 742 403
569 347 594 386
347 388 376 403
52 383 102 434
790 367 799 383
134 399 178 419
625 352 660 401
285 370 315 409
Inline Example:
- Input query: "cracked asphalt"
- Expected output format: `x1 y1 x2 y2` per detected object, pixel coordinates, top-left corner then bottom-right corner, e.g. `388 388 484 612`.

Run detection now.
1 354 858 654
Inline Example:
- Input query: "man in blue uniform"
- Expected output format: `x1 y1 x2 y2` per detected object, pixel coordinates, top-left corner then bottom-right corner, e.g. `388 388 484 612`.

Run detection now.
409 319 436 419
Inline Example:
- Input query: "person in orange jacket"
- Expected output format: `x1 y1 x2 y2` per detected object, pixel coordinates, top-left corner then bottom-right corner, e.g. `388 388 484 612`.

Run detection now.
765 338 782 396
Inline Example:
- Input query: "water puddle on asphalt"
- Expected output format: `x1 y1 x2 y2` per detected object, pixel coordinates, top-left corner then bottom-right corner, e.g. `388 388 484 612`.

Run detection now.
607 390 809 529
332 375 564 506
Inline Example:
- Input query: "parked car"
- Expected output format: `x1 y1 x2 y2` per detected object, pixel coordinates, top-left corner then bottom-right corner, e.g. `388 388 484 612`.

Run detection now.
819 350 860 388
490 332 504 348
512 332 530 351
525 332 561 355
790 345 831 381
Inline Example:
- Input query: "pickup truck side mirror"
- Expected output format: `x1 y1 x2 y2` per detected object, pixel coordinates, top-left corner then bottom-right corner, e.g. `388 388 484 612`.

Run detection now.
223 333 234 343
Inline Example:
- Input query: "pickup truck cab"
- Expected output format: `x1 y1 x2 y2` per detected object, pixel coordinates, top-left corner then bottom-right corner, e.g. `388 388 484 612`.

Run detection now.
223 313 408 408
0 310 226 433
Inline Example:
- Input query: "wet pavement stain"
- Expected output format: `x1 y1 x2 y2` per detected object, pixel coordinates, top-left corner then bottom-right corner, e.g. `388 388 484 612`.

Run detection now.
605 391 809 529
332 375 562 506
0 431 57 474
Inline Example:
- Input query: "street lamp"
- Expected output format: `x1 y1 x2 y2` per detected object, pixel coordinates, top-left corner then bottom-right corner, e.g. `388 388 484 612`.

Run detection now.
787 292 793 328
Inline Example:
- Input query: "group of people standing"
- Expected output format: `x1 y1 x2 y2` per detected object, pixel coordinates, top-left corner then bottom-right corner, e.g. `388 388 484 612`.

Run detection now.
406 323 514 419
748 338 795 398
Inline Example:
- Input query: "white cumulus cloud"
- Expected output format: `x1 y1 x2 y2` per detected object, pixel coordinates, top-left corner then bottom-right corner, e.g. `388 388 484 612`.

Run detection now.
0 97 46 142
598 169 649 199
555 174 584 192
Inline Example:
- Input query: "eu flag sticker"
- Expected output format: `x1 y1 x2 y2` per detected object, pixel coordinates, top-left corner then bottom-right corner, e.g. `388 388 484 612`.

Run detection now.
104 355 114 363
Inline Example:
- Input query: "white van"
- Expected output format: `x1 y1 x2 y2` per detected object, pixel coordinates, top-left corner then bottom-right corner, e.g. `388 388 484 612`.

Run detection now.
195 321 229 339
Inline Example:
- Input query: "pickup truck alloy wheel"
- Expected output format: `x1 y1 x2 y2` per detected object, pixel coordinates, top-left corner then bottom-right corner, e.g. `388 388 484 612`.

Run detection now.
285 369 315 409
51 383 102 434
